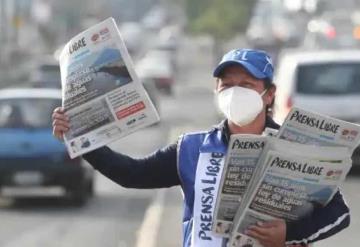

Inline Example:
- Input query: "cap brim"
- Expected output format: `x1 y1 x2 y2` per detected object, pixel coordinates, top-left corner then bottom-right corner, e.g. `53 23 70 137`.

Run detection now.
213 60 267 79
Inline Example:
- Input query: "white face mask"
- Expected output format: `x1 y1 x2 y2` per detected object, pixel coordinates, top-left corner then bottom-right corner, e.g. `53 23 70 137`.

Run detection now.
216 86 267 127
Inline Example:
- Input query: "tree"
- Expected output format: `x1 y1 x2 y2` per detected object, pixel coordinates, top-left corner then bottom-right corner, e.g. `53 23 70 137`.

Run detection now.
185 0 254 61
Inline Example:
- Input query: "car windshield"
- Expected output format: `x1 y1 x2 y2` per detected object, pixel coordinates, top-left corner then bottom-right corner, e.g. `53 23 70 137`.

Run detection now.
0 98 61 129
40 65 61 77
296 62 360 95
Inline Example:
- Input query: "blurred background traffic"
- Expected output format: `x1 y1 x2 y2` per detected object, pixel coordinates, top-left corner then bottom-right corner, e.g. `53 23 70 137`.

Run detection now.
0 0 360 246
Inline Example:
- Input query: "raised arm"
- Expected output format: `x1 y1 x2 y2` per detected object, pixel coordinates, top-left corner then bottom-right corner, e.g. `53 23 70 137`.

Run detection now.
83 144 180 188
52 106 181 189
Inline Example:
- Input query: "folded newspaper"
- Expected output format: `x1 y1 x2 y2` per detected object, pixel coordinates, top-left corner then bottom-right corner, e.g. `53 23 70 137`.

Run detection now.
229 139 351 247
277 107 360 153
212 135 267 237
211 107 360 247
59 18 160 158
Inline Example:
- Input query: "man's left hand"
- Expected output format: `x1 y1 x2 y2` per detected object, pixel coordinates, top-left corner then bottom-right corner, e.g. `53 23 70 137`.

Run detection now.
245 219 286 247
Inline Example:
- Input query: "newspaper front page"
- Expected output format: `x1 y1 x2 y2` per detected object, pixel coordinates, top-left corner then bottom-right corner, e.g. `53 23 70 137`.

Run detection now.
277 107 360 152
212 135 267 237
228 106 360 247
229 142 352 247
59 18 160 158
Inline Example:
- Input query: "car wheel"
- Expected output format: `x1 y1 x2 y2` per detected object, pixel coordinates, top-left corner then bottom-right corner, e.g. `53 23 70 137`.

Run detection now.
87 179 95 197
67 183 88 206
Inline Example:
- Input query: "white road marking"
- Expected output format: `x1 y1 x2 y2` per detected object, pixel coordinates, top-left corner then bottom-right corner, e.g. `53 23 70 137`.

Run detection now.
133 189 165 247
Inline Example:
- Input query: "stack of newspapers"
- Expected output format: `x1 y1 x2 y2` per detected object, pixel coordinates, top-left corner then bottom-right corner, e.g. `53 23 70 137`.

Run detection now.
212 107 360 247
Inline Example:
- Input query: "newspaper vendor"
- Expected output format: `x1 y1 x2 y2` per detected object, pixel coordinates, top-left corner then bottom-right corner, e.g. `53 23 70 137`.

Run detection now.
52 48 350 247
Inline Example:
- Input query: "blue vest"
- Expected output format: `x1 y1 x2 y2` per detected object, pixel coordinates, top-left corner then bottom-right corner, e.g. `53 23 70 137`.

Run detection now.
177 128 227 247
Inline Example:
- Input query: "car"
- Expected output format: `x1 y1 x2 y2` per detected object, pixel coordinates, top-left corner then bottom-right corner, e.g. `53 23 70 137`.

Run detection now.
136 49 175 94
141 5 168 31
0 88 94 205
142 78 160 113
246 0 303 50
119 22 144 56
273 49 360 164
303 11 360 49
155 25 181 52
29 56 61 89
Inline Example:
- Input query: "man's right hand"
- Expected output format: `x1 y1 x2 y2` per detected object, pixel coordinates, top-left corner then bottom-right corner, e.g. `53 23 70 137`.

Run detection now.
52 107 70 141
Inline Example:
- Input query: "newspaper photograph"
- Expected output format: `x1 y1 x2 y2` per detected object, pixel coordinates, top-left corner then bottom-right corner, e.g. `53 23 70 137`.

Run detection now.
277 107 360 153
262 127 278 137
229 145 352 247
59 17 160 158
212 135 267 237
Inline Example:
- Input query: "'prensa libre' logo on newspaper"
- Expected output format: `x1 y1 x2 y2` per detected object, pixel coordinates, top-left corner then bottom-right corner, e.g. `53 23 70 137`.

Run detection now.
91 27 111 44
341 129 359 142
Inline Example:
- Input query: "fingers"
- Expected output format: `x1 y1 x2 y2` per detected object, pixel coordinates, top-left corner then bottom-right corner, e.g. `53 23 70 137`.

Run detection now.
245 220 286 247
53 127 64 141
245 228 267 242
53 106 65 115
246 225 269 237
52 118 70 129
257 219 284 228
52 108 68 121
52 107 70 140
245 228 277 247
52 120 69 140
54 106 65 113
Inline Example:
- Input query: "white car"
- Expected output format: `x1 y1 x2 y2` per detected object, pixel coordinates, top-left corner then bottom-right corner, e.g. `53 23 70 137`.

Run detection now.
273 50 360 164
29 55 61 89
135 49 175 94
119 22 143 55
274 49 360 124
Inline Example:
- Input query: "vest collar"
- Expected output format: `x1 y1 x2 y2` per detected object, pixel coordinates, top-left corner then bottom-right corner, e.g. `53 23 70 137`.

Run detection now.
213 117 280 146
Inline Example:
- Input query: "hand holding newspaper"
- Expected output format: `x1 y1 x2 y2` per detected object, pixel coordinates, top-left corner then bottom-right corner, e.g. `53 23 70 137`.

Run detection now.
211 107 360 247
59 18 160 158
229 139 352 247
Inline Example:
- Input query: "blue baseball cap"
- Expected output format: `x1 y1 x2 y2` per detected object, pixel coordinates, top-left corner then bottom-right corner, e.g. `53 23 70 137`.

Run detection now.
213 49 274 81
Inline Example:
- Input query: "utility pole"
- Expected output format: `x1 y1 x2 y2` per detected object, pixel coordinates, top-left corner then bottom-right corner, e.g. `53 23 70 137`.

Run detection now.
0 0 8 65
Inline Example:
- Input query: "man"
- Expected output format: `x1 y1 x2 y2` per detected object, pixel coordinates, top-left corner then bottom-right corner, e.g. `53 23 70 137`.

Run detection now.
52 49 350 247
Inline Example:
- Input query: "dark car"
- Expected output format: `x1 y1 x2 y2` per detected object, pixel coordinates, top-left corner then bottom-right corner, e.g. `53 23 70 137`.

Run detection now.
0 88 94 205
29 56 61 89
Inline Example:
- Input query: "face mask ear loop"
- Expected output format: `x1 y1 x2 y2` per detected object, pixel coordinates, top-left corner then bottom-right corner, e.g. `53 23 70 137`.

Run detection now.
260 88 268 97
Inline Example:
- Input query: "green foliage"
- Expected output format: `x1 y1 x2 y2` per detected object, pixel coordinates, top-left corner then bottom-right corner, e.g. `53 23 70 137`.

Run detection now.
185 0 254 41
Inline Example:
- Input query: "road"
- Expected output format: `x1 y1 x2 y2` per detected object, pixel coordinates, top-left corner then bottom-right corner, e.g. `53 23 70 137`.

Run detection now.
0 36 216 247
0 35 360 247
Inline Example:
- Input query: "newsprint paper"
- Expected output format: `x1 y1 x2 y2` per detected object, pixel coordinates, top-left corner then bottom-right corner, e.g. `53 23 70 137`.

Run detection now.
59 18 160 158
229 138 352 247
212 135 267 237
277 107 360 153
210 107 360 247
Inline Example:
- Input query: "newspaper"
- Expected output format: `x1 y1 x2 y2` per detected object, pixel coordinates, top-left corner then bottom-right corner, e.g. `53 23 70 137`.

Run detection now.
59 18 160 158
212 135 267 237
229 138 352 247
277 107 360 153
227 107 360 247
262 127 278 137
